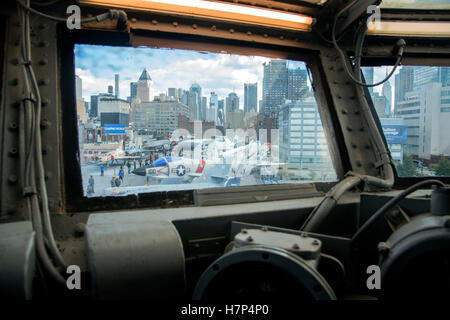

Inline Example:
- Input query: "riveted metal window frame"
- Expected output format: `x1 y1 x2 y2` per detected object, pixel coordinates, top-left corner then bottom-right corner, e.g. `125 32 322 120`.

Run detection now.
58 26 348 213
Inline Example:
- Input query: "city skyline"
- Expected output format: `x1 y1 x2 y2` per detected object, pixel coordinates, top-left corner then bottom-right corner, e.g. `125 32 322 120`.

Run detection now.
74 44 306 110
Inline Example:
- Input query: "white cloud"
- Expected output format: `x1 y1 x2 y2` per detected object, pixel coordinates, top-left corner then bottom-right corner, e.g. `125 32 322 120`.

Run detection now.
75 46 305 110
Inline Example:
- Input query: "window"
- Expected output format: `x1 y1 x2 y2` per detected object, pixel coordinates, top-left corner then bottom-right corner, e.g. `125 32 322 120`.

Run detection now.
362 65 450 178
76 44 337 197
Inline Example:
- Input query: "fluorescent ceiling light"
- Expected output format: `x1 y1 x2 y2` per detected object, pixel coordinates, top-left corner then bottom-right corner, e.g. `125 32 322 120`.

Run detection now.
367 21 450 38
79 0 313 31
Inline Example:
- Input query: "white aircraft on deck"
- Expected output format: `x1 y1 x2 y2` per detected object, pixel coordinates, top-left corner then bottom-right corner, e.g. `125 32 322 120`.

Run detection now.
97 147 140 166
132 138 283 185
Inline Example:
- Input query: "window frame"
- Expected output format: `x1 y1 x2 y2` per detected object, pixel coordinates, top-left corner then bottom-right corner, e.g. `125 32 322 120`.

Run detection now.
59 28 348 212
361 56 450 188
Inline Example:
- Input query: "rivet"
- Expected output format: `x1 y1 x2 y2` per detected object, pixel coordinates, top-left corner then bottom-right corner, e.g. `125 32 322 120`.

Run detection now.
211 25 216 31
263 34 268 38
292 243 300 250
241 229 248 234
247 31 252 36
279 35 284 40
337 95 342 99
350 96 356 100
229 28 234 34
261 226 268 231
354 110 360 115
359 127 364 132
365 145 371 150
8 174 18 184
341 109 348 115
172 21 178 27
312 240 320 246
152 20 158 25
9 148 18 156
75 223 86 237
40 119 51 129
38 79 49 86
45 171 53 180
333 80 338 84
329 66 334 71
38 24 48 30
131 17 137 23
42 99 49 107
11 59 19 66
356 161 362 167
192 24 197 29
247 236 253 242
9 122 18 131
38 41 49 48
38 58 48 66
347 126 353 132
352 144 357 149
42 145 52 154
9 79 18 86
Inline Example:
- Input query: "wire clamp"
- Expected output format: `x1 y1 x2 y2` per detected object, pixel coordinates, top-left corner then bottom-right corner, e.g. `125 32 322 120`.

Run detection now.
21 59 32 66
374 152 392 169
22 93 36 103
23 186 37 197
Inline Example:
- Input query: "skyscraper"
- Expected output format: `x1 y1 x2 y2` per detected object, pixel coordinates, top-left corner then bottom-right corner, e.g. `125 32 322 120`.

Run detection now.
244 83 258 113
413 66 450 90
218 99 225 126
382 76 392 117
186 91 198 120
136 68 154 102
262 60 308 121
114 74 119 98
75 75 82 101
262 60 288 119
130 82 137 100
201 96 207 122
190 83 202 120
108 85 113 95
362 67 374 93
394 66 414 115
90 95 99 118
209 92 218 123
287 68 307 101
226 92 239 113
168 88 178 100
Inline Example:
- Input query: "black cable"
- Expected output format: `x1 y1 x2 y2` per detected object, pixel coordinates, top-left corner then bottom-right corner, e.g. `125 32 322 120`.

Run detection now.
351 179 446 245
16 0 128 26
330 0 405 87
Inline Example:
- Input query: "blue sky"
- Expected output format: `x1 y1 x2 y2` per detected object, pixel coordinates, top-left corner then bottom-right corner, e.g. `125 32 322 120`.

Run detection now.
75 44 306 108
